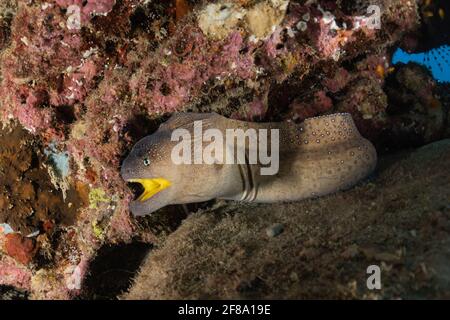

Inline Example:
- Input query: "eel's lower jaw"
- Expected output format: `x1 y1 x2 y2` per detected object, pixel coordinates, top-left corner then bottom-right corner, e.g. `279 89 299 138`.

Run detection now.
127 178 172 202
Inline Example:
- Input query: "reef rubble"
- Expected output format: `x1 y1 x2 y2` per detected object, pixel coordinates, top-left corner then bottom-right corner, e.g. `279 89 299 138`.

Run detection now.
125 139 450 299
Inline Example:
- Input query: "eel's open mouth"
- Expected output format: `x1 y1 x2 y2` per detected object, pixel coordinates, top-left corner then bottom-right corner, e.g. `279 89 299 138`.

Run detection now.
127 178 171 202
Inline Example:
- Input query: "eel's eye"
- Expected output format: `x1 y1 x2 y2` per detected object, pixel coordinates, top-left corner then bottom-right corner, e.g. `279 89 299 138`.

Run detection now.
143 157 151 166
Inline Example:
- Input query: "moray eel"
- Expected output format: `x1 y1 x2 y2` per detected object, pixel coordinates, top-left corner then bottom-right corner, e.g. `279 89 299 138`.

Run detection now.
392 0 450 83
121 112 377 216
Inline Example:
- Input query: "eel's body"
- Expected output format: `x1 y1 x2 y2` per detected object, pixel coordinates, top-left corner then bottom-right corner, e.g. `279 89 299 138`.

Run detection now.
121 112 377 216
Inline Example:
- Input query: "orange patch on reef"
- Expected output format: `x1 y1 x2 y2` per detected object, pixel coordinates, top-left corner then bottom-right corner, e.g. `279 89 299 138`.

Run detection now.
376 64 385 78
4 233 37 265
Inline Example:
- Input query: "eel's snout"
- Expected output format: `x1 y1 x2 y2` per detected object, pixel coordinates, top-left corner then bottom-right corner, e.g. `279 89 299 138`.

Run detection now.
120 158 133 181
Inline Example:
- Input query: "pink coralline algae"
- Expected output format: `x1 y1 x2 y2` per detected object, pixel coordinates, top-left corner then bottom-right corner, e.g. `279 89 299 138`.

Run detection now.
0 257 32 290
2 0 445 299
322 68 352 93
129 28 256 114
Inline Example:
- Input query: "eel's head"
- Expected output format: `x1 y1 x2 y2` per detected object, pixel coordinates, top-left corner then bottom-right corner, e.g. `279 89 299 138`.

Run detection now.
121 131 175 216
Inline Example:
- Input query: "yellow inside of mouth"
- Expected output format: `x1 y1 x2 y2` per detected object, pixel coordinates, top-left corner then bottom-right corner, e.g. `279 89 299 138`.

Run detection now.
128 178 171 202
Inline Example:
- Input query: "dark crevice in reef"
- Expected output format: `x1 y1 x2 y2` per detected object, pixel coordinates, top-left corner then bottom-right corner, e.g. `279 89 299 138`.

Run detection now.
338 0 372 16
81 242 152 300
55 104 77 125
127 181 145 201
119 113 169 164
125 113 167 140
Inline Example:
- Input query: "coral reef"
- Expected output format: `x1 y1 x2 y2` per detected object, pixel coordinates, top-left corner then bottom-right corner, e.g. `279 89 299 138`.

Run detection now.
0 0 448 299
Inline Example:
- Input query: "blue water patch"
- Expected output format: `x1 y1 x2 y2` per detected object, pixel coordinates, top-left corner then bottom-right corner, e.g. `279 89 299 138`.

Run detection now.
392 45 450 83
0 223 14 234
44 142 70 179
